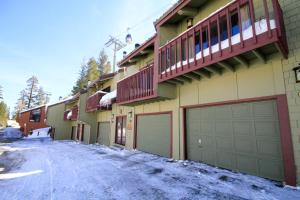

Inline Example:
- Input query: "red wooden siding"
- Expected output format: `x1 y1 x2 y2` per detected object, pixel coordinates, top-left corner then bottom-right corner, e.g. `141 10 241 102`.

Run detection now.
117 64 155 104
16 106 47 135
158 0 288 82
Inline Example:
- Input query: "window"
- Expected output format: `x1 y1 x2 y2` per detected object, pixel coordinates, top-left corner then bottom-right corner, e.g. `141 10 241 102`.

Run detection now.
219 16 228 41
115 116 126 145
166 48 170 68
210 22 218 46
182 39 187 61
202 28 208 49
161 51 166 71
29 109 41 122
170 45 176 66
176 42 181 64
231 12 239 36
240 4 251 31
188 36 194 60
195 32 200 54
102 87 111 93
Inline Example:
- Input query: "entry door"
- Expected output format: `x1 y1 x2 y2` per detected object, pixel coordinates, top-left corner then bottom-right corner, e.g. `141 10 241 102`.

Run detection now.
71 126 76 140
77 124 80 140
115 116 126 145
98 122 111 146
81 124 85 142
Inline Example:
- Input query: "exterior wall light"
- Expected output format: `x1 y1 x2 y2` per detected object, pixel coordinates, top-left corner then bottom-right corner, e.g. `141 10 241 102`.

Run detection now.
187 18 193 29
293 64 300 83
128 111 133 119
111 114 115 123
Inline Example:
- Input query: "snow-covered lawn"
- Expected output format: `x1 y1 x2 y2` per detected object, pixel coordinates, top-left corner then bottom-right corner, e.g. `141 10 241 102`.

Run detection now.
0 129 299 200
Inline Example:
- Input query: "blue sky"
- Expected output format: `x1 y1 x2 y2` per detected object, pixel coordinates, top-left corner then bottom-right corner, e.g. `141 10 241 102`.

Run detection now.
0 0 175 112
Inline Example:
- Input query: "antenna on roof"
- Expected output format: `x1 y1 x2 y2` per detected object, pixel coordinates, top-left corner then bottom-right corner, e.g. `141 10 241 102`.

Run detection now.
105 36 126 72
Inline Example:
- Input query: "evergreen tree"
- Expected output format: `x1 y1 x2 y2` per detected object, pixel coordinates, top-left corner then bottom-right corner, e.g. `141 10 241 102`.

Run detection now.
0 86 7 126
71 62 88 95
0 85 3 101
25 76 39 108
104 61 112 74
36 87 50 105
98 49 108 75
0 101 8 127
87 57 100 81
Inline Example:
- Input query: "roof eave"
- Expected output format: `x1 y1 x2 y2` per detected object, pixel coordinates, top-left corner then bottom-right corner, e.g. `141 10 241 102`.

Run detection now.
118 34 156 67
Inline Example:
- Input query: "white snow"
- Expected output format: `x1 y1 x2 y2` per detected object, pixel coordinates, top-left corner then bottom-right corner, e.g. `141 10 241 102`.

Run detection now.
161 19 276 75
2 127 22 139
26 127 51 139
100 90 116 107
66 110 72 120
0 135 299 200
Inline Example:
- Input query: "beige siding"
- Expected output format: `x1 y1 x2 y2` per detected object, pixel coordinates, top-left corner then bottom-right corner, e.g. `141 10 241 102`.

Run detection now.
47 103 72 140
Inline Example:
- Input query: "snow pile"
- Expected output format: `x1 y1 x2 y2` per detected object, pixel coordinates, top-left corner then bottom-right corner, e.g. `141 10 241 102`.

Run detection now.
3 128 22 139
26 127 51 139
66 110 72 120
100 90 116 107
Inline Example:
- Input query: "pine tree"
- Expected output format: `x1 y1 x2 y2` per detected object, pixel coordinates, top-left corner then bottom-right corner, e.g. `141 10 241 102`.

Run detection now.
0 85 3 101
87 57 100 81
0 101 8 127
104 61 112 74
98 49 108 75
71 62 88 95
37 87 47 105
25 76 39 108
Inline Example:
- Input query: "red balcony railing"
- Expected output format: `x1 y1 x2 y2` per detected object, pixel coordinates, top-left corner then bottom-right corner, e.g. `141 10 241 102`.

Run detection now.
117 64 154 104
86 92 107 112
64 106 78 121
158 0 288 82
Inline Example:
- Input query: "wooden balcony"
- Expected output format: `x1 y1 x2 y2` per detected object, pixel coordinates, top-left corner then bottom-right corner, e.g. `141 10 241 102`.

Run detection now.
85 92 107 112
117 64 155 105
158 0 288 83
64 106 78 121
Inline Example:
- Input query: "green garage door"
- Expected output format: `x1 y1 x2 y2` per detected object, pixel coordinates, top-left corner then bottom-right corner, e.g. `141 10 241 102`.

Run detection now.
136 113 171 157
98 122 110 146
186 100 284 181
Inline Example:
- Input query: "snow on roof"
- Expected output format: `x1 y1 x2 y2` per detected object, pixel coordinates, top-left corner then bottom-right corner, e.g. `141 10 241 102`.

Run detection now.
46 95 75 108
154 0 184 25
20 105 46 114
100 90 117 107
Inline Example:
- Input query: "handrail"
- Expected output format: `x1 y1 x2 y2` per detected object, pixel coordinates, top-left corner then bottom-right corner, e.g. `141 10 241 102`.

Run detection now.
158 0 286 80
117 64 154 103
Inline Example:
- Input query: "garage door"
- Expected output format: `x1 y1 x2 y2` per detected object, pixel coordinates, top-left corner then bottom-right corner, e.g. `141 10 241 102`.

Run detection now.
136 113 171 157
98 122 110 146
186 100 284 181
